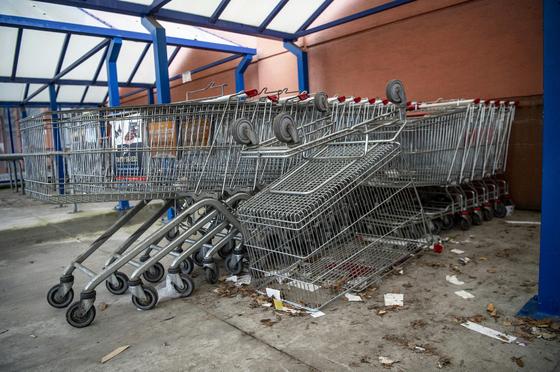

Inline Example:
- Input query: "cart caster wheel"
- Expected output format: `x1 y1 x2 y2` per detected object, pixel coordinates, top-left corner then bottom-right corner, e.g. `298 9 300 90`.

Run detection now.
205 267 219 284
47 284 74 309
273 112 299 144
494 203 507 218
165 227 179 241
180 257 194 275
431 220 442 235
482 207 493 221
472 212 482 226
131 285 158 311
143 262 165 283
66 302 96 328
172 274 194 297
459 217 471 231
105 272 129 295
218 241 235 259
386 79 407 105
314 92 329 112
225 255 243 275
192 249 204 267
441 215 454 230
232 118 258 145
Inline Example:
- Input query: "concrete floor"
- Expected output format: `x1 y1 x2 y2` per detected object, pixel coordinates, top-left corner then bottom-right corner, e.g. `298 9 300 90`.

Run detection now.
0 189 558 371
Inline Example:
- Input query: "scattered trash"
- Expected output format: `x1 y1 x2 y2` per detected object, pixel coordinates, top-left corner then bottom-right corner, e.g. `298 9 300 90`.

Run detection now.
414 346 426 353
450 249 464 255
344 293 363 302
377 309 388 316
445 275 464 285
454 290 475 299
261 303 272 308
265 287 282 300
487 303 498 318
487 267 497 273
437 357 451 369
516 341 527 347
384 293 404 307
260 318 279 327
157 276 183 301
505 220 539 225
478 256 488 261
98 302 109 311
161 315 175 322
433 242 444 253
0 329 7 336
458 257 471 265
461 321 516 343
506 205 515 216
273 299 284 310
378 356 398 367
511 356 524 368
467 314 486 323
29 334 37 339
101 345 130 364
308 310 325 318
411 319 427 329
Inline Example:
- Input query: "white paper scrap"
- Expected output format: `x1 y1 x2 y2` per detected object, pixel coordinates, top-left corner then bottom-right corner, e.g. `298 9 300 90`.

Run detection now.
384 293 404 306
506 205 515 216
182 71 192 83
461 321 517 343
455 290 475 299
505 220 540 225
265 287 282 300
225 275 238 283
446 275 465 285
450 249 465 254
344 293 363 302
308 310 325 318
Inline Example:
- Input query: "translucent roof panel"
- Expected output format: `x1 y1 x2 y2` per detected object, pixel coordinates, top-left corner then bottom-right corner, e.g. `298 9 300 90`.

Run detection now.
84 86 108 103
159 21 236 46
28 85 50 103
0 0 107 28
162 0 223 17
220 0 280 27
96 40 147 83
56 85 86 103
62 35 107 81
132 45 176 84
121 0 153 5
17 29 66 78
267 0 325 33
0 27 18 77
0 83 26 101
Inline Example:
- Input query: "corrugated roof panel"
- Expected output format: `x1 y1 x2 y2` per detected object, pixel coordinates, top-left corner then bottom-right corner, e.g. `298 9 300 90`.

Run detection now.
56 85 86 102
162 0 223 17
84 86 107 103
0 27 18 77
267 0 325 33
16 29 66 78
220 0 280 27
0 83 26 101
28 85 50 102
132 45 176 84
96 40 147 83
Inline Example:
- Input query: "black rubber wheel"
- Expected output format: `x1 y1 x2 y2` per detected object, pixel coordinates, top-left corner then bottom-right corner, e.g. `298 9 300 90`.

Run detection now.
66 302 96 328
459 217 471 231
231 118 257 145
431 219 442 235
165 227 179 242
273 112 299 144
131 285 158 311
386 79 407 105
314 92 329 112
180 257 194 275
205 267 219 284
472 212 483 226
172 274 194 297
494 203 507 218
218 240 235 259
192 249 204 267
482 207 493 221
143 262 165 283
105 271 129 295
47 284 74 309
441 215 454 230
225 255 243 275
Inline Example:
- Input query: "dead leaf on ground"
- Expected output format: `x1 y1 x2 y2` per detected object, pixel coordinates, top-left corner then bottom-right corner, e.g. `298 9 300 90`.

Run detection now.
511 356 524 368
260 318 278 327
98 302 109 311
467 314 486 323
411 319 427 329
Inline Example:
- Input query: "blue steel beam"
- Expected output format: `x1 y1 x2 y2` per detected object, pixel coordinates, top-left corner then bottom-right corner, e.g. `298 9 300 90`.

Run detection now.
210 0 230 23
283 41 309 92
0 77 150 88
5 108 15 153
0 101 100 108
23 83 30 100
147 0 173 15
259 0 289 32
24 38 110 103
142 16 170 104
297 0 333 32
127 43 151 85
235 54 252 93
55 33 71 75
518 0 560 319
11 28 23 80
0 15 256 55
297 0 415 37
48 84 65 195
32 0 295 40
106 38 122 107
167 45 181 67
147 88 154 105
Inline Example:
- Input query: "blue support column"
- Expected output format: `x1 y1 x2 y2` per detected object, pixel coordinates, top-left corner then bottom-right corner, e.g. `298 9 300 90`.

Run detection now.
283 41 309 93
105 37 130 211
48 84 65 195
517 0 560 319
147 88 154 105
5 108 15 153
141 16 170 104
235 54 253 93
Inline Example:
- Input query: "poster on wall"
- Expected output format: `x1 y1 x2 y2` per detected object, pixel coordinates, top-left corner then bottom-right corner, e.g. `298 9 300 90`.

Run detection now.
112 114 145 181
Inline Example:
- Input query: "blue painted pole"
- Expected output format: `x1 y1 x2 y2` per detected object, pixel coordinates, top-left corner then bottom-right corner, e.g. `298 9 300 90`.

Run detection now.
283 41 309 93
147 88 154 105
517 0 560 319
106 37 130 211
5 108 15 153
235 54 253 93
141 16 170 104
48 84 65 195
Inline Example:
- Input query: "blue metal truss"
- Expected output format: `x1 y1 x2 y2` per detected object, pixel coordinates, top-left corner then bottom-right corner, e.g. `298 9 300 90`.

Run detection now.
142 16 171 104
283 41 309 93
235 54 253 93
